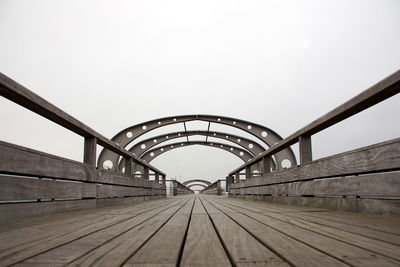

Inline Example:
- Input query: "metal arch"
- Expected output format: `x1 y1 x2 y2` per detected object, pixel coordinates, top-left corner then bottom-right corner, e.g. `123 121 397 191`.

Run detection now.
143 141 253 162
131 141 261 174
131 130 265 157
98 114 297 171
187 183 208 189
182 179 212 186
117 130 271 171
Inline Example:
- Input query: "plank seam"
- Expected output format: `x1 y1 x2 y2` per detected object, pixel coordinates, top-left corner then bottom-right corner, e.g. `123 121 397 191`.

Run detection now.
215 198 400 264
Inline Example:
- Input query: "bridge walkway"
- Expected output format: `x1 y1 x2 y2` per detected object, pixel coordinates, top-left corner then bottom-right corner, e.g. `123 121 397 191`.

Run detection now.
0 195 399 266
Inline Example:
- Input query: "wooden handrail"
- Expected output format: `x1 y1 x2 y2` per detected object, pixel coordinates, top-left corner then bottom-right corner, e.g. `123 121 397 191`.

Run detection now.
229 69 400 176
0 72 165 176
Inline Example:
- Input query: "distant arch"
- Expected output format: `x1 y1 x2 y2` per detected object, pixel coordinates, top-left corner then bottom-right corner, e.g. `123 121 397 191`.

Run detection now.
183 179 212 186
187 183 208 189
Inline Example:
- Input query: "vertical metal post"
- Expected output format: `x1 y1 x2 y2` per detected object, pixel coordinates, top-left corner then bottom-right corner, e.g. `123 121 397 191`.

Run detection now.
83 137 97 166
299 135 312 165
155 172 160 183
235 172 240 183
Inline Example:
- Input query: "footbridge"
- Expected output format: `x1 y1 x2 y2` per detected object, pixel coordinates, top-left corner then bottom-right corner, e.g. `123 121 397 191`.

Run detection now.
0 70 399 266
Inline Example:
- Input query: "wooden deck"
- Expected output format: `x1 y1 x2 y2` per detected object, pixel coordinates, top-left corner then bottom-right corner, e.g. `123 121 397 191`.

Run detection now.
0 196 399 266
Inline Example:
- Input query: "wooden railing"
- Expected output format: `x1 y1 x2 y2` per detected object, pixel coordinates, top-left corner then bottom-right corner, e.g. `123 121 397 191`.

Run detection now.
0 73 167 222
201 180 223 195
228 70 400 215
171 181 194 196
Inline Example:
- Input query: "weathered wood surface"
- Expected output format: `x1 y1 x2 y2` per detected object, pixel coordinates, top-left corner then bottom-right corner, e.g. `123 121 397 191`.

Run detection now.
0 195 399 266
0 141 166 222
0 141 165 189
230 138 400 215
229 69 400 175
232 138 400 188
0 72 165 175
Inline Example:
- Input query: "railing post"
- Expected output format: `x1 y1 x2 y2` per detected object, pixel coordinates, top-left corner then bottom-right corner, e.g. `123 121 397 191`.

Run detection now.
143 166 149 180
261 156 271 174
235 172 240 183
173 180 178 196
217 180 222 195
162 175 166 185
155 172 160 183
245 166 251 179
124 156 133 178
83 137 97 166
226 176 233 191
299 135 312 165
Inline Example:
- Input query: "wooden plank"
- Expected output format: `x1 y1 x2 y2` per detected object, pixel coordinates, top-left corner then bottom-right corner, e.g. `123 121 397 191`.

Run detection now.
245 138 400 188
223 195 400 233
0 141 95 182
21 199 187 266
0 199 97 222
0 215 133 265
0 174 96 201
300 211 400 235
214 198 400 265
65 198 189 266
201 196 289 266
0 213 112 252
0 197 182 265
222 196 400 235
208 198 354 266
255 172 400 197
0 141 166 189
266 213 400 261
231 194 400 216
278 211 400 246
179 197 231 266
124 198 195 266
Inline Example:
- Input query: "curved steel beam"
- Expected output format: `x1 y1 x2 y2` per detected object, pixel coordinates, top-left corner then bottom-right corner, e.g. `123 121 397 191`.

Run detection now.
131 130 264 157
183 179 212 186
143 141 253 162
187 183 208 189
98 115 296 171
117 130 273 171
131 141 261 174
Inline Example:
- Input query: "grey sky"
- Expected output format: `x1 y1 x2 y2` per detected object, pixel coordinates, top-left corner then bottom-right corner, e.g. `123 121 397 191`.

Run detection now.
1 0 399 188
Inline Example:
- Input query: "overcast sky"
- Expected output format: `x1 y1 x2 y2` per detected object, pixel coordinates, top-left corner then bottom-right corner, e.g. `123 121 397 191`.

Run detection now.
1 0 399 188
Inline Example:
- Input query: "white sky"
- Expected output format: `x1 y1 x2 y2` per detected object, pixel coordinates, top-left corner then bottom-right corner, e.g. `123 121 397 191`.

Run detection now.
1 0 399 188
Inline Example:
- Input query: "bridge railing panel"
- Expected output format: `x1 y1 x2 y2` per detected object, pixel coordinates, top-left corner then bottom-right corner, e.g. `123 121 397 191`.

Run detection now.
172 181 193 195
227 69 400 215
230 138 400 215
201 180 223 195
0 73 168 222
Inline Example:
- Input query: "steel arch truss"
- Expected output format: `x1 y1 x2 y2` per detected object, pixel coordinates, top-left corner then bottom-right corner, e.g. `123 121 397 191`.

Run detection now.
129 141 262 174
117 130 276 171
98 115 297 175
